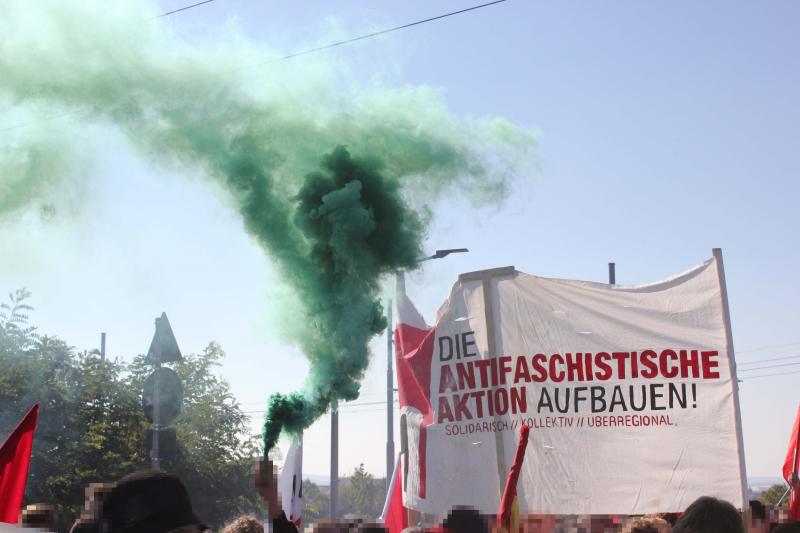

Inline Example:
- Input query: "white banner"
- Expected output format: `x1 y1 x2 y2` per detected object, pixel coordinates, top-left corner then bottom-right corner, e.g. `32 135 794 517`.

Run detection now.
395 253 746 515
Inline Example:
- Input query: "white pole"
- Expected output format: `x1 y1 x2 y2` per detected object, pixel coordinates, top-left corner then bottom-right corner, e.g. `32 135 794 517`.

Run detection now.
713 248 749 506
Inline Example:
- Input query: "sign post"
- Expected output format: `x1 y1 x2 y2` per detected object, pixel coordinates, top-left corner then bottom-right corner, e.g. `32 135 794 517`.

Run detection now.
143 312 183 470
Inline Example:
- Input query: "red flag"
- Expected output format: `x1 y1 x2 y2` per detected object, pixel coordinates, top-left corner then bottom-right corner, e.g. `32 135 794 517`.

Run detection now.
498 424 531 532
381 455 408 533
0 404 40 524
783 403 800 520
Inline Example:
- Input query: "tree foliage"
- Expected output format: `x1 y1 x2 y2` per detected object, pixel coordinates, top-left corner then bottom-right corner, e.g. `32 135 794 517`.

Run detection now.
758 483 790 507
301 479 331 525
339 463 385 520
0 290 261 532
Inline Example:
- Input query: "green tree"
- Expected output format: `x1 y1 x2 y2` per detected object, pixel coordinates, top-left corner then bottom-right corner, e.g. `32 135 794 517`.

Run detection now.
339 464 385 520
301 479 330 525
0 291 147 531
758 483 790 507
0 291 261 531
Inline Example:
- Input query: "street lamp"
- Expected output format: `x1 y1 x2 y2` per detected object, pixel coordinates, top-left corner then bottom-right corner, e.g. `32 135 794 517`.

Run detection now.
386 248 469 483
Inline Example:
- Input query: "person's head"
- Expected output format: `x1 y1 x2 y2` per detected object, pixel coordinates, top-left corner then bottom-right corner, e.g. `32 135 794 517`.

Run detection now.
441 506 489 533
672 496 744 533
312 518 366 532
748 500 768 533
102 470 206 533
222 515 264 533
622 516 671 533
18 503 57 531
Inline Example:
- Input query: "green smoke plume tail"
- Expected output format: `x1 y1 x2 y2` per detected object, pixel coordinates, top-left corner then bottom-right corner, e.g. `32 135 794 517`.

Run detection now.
261 146 423 451
0 0 536 451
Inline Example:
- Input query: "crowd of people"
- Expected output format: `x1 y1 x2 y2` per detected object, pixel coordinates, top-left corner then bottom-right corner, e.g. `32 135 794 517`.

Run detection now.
12 459 800 533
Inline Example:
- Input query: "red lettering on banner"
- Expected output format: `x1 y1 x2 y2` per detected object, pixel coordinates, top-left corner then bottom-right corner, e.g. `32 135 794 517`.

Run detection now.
612 352 630 379
453 393 473 420
514 356 530 383
566 353 584 381
475 360 491 387
595 352 612 380
498 356 513 385
471 390 486 417
439 365 457 393
550 354 565 382
457 362 476 390
531 354 547 382
630 351 639 378
680 349 700 378
584 353 594 381
701 351 720 378
438 396 454 423
659 349 679 378
640 349 658 378
511 386 527 413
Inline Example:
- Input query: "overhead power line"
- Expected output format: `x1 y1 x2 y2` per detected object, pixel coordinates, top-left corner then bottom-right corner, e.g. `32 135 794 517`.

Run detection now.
275 0 508 62
158 0 219 18
736 341 800 354
737 354 800 366
740 369 800 381
737 361 800 373
1 0 509 133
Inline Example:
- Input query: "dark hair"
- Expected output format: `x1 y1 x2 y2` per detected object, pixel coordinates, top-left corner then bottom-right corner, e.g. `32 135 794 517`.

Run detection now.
19 504 57 530
442 507 489 533
672 496 744 533
749 500 767 520
103 471 203 533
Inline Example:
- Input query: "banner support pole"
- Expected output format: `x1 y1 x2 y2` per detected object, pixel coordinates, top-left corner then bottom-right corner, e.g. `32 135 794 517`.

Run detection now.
459 266 517 494
713 247 749 506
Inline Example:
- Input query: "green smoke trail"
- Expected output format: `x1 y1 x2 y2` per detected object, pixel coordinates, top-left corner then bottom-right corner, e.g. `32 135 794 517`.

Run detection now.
0 0 535 450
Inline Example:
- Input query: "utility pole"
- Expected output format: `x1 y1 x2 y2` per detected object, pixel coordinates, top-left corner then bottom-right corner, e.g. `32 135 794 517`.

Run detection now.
386 299 394 488
330 400 339 519
100 332 106 361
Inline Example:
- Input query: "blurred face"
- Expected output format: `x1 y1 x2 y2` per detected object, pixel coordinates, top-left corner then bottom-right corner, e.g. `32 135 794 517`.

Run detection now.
748 518 769 533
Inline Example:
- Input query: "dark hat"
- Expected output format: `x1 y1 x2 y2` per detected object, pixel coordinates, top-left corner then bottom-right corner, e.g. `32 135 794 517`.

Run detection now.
103 471 203 533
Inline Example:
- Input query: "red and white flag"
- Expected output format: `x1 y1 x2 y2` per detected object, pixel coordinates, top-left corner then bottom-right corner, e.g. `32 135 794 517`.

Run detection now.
381 455 408 533
394 293 436 505
278 435 303 527
783 403 800 520
0 404 39 524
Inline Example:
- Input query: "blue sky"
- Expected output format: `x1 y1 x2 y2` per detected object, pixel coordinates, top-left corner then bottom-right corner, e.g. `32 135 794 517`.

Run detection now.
1 0 798 482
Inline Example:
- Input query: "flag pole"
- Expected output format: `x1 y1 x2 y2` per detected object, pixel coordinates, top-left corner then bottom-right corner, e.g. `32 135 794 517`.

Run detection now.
386 297 395 487
713 248 749 507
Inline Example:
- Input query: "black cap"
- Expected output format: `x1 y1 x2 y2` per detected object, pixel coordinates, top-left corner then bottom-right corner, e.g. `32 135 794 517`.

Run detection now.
103 471 203 533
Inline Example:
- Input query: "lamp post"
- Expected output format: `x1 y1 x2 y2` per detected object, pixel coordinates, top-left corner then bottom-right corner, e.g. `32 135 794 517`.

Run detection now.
386 248 469 484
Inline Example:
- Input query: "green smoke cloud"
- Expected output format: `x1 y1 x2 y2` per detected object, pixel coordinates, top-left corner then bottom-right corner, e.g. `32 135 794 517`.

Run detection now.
0 0 535 451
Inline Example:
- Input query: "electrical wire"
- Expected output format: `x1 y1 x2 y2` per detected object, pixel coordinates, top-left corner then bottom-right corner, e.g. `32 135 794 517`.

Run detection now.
1 1 509 131
737 354 800 366
737 362 800 373
736 341 800 354
158 0 219 18
241 399 399 415
740 369 800 381
273 0 508 62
